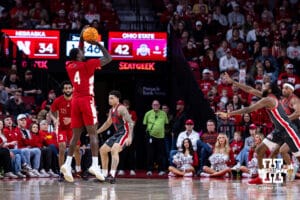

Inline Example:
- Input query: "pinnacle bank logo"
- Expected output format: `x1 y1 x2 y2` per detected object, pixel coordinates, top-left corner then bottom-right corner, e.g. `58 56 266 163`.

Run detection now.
262 158 286 184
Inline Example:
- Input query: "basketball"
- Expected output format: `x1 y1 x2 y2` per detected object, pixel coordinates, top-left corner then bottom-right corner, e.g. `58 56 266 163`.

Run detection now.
82 27 99 42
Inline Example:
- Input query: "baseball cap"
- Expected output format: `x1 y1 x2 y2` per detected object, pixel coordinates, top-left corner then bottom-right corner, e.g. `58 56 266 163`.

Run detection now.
202 69 211 74
176 100 185 105
196 20 202 26
286 64 294 69
185 119 194 125
17 114 27 121
249 124 257 129
25 70 32 75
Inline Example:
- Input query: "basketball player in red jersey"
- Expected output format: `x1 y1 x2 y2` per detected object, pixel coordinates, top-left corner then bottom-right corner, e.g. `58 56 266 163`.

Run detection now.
97 90 134 184
60 26 112 182
50 81 82 180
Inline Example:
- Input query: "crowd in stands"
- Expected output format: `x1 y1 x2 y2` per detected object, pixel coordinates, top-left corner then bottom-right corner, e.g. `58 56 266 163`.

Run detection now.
1 0 300 180
0 0 120 32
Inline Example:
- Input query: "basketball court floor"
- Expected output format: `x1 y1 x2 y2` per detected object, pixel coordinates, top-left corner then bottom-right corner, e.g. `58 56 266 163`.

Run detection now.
1 177 299 200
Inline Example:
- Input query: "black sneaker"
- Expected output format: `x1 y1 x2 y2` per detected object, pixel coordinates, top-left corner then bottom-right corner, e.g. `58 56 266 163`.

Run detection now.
105 175 116 184
58 173 64 182
81 171 89 181
196 169 203 177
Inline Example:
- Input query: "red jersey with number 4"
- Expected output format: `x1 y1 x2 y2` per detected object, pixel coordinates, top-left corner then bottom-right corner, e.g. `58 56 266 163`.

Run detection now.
51 95 72 131
66 59 101 98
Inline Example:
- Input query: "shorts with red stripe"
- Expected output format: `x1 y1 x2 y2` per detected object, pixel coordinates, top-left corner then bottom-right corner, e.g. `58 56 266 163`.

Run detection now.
71 96 98 128
105 132 128 149
266 124 300 152
57 129 80 146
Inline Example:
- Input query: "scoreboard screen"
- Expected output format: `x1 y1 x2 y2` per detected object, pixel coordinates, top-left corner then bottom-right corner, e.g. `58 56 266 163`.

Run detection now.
108 32 167 61
1 29 60 59
66 34 104 57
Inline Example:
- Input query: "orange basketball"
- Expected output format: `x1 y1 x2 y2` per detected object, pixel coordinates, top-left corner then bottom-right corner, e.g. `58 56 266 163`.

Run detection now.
82 27 99 42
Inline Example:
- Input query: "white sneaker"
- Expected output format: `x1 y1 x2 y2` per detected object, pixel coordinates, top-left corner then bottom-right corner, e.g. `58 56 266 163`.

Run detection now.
168 172 176 177
231 163 241 171
48 169 59 178
117 170 125 176
26 170 37 178
40 169 50 177
32 169 43 177
200 172 210 177
129 170 136 176
88 166 105 181
146 171 152 176
158 171 166 176
184 172 193 177
60 164 74 182
242 173 251 178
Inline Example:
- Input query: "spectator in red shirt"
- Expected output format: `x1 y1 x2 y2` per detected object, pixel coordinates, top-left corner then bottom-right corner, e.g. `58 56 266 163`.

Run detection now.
14 114 42 177
41 89 56 111
198 69 215 97
230 131 244 160
52 9 70 29
37 120 59 177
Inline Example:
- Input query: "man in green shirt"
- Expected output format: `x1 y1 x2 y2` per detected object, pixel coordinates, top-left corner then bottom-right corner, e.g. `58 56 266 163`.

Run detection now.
143 100 168 176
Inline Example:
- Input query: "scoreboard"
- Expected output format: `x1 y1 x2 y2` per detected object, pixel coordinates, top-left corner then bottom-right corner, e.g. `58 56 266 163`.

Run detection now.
65 34 104 57
2 29 60 59
108 32 167 61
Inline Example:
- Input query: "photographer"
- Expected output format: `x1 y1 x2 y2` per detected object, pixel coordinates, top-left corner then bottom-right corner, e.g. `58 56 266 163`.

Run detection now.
4 91 26 118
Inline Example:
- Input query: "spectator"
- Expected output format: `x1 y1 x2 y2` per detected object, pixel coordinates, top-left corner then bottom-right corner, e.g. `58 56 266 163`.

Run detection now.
4 70 22 96
171 100 187 150
143 100 168 176
219 48 239 73
4 91 26 118
228 29 244 49
239 133 270 178
38 120 59 177
100 2 120 31
196 119 219 176
192 20 205 46
162 104 174 167
201 49 219 79
232 123 258 169
169 119 199 165
168 138 197 177
227 4 245 27
278 64 300 93
52 9 70 29
0 8 12 28
3 116 36 177
14 114 42 177
21 70 42 103
216 40 229 59
212 5 228 27
200 133 235 177
230 131 244 160
41 90 56 111
198 69 215 97
84 2 100 24
255 46 279 83
29 1 49 26
237 113 253 140
0 81 8 113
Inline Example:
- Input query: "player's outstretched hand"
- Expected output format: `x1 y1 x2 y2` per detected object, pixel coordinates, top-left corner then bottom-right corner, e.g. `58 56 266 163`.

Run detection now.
223 72 233 84
216 111 229 120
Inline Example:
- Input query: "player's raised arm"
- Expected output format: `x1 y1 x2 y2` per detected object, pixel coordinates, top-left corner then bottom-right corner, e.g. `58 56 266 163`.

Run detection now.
223 72 263 98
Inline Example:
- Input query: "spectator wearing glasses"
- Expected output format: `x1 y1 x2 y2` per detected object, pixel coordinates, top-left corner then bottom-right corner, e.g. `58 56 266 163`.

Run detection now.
143 100 168 176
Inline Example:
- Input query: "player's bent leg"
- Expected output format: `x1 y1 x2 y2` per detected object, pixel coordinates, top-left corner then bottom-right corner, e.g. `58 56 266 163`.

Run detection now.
100 144 111 177
110 143 122 177
279 143 292 165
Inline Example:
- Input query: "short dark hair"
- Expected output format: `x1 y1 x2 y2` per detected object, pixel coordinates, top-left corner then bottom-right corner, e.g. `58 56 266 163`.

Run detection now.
109 90 121 99
69 48 80 60
61 80 72 89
